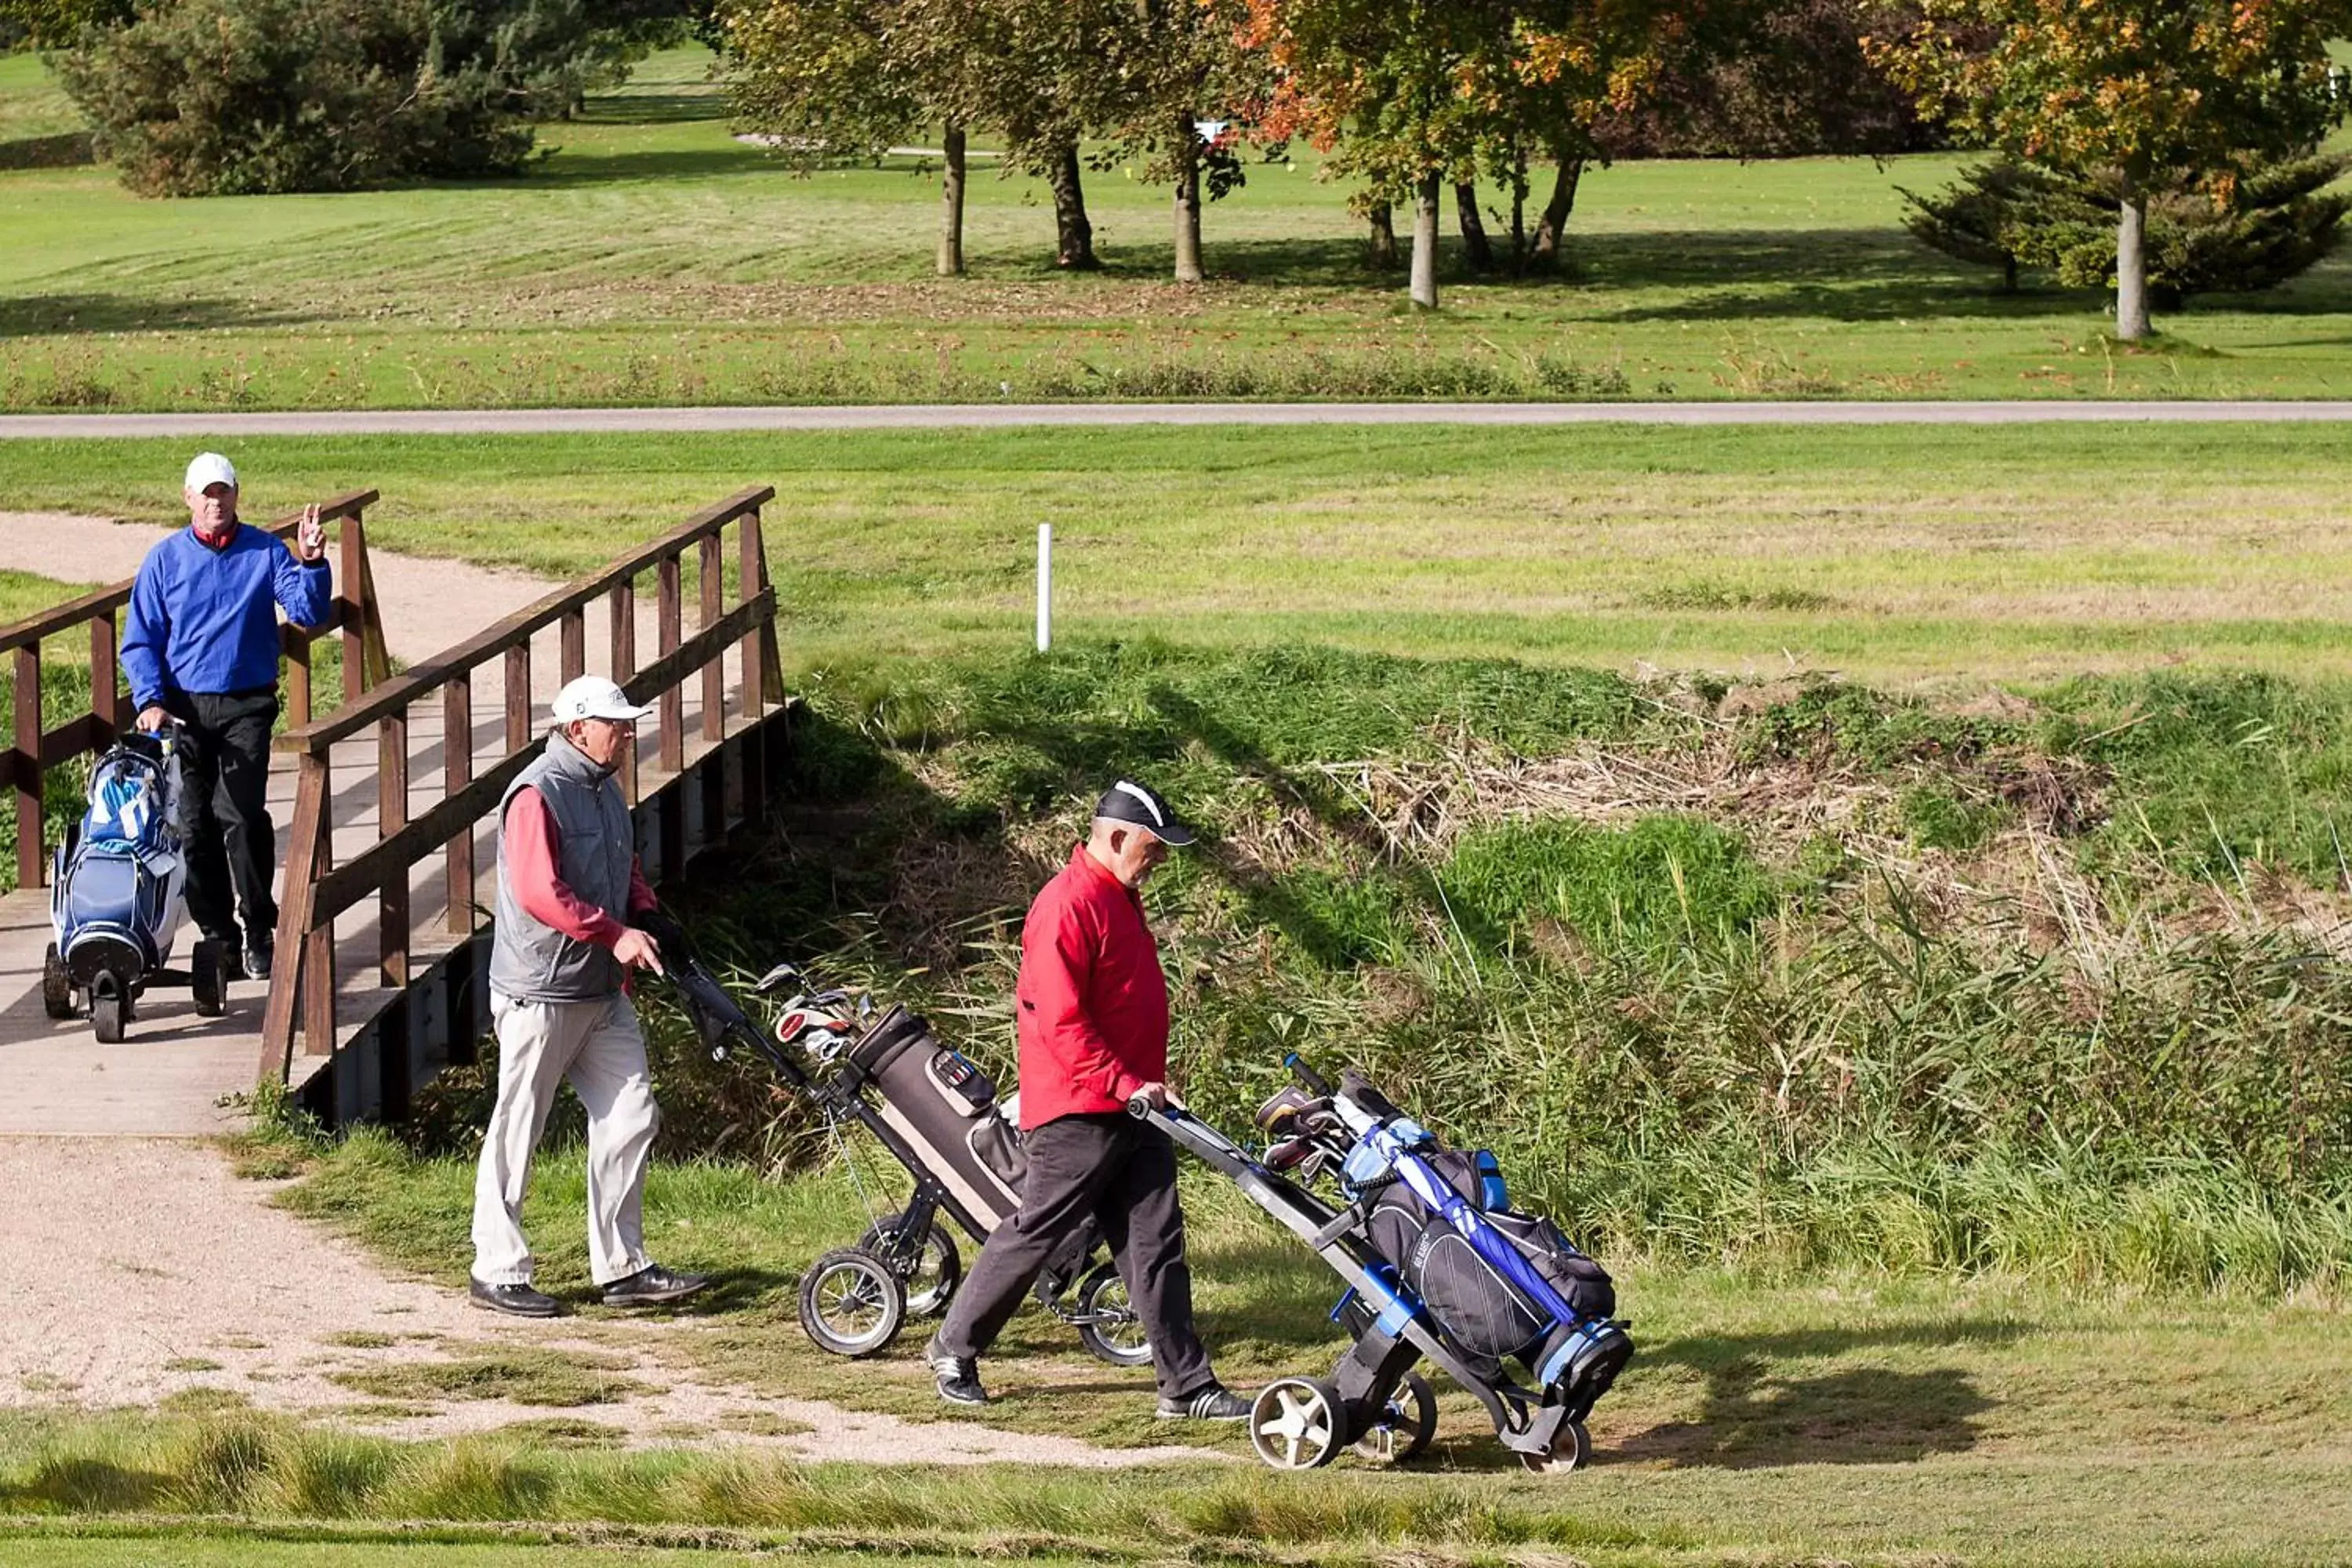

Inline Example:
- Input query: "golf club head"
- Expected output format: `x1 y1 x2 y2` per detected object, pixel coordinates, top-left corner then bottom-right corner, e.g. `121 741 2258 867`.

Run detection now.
753 962 803 996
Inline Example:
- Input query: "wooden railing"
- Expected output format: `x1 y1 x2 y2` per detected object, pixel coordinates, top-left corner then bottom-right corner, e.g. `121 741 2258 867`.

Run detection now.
0 492 390 891
258 485 783 1083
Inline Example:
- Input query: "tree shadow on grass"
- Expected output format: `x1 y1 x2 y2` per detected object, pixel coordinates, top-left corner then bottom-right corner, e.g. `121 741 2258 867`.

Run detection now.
572 92 726 129
0 293 321 334
509 145 769 187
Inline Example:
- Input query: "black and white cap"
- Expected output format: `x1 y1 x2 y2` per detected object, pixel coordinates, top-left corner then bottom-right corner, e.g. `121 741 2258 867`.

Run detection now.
1093 778 1195 847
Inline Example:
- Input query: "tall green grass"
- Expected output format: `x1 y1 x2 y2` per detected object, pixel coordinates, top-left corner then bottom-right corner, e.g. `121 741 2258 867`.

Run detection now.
410 643 2352 1295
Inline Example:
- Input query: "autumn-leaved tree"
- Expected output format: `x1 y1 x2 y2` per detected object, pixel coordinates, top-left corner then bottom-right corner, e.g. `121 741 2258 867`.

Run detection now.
1867 0 2352 339
1096 0 1265 282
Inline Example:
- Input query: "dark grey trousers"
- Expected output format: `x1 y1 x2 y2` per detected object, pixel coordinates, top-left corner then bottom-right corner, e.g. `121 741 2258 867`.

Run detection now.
936 1111 1215 1401
165 688 279 948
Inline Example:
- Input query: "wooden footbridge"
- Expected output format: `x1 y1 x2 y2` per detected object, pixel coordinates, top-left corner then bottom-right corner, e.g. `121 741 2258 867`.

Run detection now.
0 488 788 1134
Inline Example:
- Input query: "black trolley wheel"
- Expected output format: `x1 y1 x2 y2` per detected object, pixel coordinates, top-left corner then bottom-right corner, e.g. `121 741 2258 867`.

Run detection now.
1073 1261 1155 1368
1353 1370 1439 1463
41 943 74 1021
1519 1418 1592 1475
797 1248 906 1358
859 1213 962 1319
92 991 125 1044
1248 1377 1348 1470
191 940 228 1018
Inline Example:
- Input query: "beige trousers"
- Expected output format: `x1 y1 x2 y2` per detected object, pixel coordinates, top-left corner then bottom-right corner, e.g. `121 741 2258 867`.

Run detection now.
470 991 661 1287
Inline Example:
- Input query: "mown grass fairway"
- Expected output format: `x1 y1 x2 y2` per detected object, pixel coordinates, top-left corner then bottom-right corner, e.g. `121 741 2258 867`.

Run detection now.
5 47 2351 409
13 1134 2331 1566
5 423 2350 683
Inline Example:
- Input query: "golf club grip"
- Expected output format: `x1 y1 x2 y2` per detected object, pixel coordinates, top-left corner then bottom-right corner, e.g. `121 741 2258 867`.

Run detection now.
1285 1051 1334 1096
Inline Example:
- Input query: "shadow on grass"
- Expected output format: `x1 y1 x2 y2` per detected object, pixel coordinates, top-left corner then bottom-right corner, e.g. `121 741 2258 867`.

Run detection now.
0 292 321 334
573 92 726 128
1604 1318 2024 1468
516 145 768 187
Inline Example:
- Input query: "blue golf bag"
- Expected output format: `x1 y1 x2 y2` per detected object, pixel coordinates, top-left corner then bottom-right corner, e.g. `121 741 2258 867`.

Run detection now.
42 724 230 1040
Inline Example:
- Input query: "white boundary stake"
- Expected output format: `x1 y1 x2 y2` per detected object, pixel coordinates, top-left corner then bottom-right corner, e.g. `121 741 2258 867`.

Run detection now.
1036 522 1053 652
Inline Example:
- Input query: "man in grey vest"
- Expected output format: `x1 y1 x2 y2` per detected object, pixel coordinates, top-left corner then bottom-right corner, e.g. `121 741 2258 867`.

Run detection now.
470 674 710 1318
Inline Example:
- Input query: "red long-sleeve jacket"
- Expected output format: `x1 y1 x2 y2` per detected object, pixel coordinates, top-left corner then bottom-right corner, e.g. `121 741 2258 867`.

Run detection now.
1014 845 1171 1130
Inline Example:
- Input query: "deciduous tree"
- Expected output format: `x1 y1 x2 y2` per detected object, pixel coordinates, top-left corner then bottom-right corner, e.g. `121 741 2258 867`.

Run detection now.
1867 0 2352 339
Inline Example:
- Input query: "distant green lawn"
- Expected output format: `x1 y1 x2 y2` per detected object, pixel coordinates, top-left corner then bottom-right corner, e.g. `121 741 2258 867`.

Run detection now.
3 423 2348 684
3 46 2350 408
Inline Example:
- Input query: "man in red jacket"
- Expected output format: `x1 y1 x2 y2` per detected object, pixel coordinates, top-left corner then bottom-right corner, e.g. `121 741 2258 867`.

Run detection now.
926 780 1247 1420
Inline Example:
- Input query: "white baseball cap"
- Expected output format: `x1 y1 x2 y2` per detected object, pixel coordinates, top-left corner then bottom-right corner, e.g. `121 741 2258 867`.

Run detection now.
553 674 655 724
184 452 238 492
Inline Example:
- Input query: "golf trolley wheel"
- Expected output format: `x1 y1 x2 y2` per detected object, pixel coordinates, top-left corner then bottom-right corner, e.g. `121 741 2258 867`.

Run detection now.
92 991 125 1044
859 1213 962 1318
41 944 74 1021
1353 1371 1439 1464
1248 1377 1348 1471
1519 1418 1592 1475
797 1248 906 1358
1073 1261 1154 1368
191 940 228 1018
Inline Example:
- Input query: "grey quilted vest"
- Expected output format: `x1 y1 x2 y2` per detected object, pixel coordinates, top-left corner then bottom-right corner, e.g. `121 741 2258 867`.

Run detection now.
489 729 634 1003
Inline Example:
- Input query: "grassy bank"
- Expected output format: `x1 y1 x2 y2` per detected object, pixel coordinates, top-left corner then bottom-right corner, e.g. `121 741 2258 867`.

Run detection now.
5 48 2351 409
5 423 2352 684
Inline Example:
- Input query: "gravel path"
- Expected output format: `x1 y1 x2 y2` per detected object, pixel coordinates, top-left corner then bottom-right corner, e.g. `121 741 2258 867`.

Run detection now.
5 399 2352 437
0 1139 1209 1466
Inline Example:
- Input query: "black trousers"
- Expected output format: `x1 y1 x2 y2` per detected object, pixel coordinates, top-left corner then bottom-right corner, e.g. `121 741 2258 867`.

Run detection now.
937 1111 1216 1401
164 688 279 948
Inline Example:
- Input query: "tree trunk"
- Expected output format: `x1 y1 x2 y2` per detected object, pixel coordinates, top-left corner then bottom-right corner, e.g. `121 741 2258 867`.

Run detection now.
1367 202 1398 267
936 123 967 278
1454 181 1493 272
1171 110 1203 283
1508 147 1527 267
1410 174 1440 309
1047 143 1098 270
1531 157 1584 265
2114 176 2150 340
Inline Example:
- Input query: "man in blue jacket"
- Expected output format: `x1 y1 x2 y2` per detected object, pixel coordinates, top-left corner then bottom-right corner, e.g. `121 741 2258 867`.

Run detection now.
121 453 332 983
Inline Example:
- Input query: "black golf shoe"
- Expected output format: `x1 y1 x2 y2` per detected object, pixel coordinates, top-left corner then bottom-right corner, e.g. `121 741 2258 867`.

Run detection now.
1156 1383 1251 1421
470 1277 561 1318
926 1334 989 1406
602 1263 710 1307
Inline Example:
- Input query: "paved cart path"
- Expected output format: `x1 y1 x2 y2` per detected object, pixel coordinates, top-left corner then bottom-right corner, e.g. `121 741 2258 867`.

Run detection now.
5 399 2352 438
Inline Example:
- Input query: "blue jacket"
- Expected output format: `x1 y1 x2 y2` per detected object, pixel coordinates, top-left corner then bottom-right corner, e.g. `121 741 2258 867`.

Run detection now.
122 524 334 706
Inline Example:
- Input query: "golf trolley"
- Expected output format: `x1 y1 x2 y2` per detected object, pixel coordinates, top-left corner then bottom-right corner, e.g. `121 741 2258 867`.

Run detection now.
43 720 233 1041
1133 1054 1632 1473
661 953 1152 1369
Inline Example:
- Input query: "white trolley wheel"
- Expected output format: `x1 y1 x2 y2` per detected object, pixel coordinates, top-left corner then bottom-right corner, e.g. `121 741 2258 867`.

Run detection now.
1248 1377 1348 1471
1519 1418 1592 1475
1353 1370 1439 1463
797 1248 906 1359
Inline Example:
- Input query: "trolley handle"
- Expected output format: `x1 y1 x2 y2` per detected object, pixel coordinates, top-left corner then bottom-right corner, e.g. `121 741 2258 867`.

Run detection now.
1284 1051 1334 1097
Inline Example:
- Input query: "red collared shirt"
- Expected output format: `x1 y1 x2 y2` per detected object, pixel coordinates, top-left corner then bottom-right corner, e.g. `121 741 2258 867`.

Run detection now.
1014 844 1171 1129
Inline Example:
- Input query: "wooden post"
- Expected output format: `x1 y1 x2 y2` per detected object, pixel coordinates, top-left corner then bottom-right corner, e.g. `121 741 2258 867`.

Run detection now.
444 674 474 934
340 515 368 699
285 634 313 729
89 612 119 741
505 645 532 753
610 578 637 804
302 753 336 1057
657 554 683 775
737 514 764 721
13 645 39 891
259 751 328 1081
560 607 586 685
698 532 724 744
379 710 409 989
